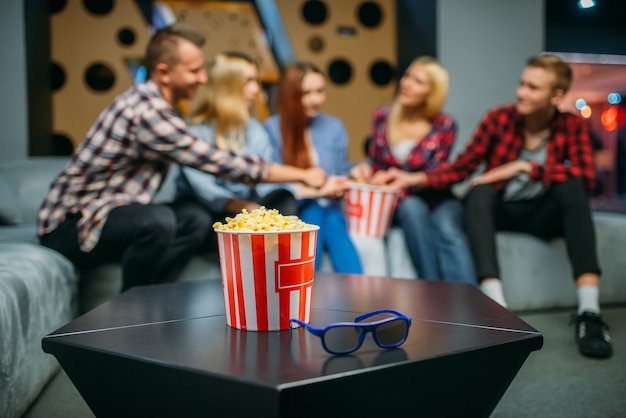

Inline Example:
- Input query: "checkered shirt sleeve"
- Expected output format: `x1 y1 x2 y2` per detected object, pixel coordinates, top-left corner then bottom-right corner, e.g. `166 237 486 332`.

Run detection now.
425 105 596 191
37 81 270 251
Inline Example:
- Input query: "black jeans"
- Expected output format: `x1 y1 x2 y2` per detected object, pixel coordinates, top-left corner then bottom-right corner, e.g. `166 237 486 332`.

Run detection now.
257 188 298 216
40 199 212 291
464 179 600 281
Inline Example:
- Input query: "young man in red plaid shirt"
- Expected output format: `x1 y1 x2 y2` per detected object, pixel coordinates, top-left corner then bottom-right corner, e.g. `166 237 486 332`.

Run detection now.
375 55 612 359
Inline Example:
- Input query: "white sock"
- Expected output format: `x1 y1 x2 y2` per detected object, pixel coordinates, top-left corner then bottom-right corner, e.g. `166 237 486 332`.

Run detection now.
480 279 508 308
577 285 600 314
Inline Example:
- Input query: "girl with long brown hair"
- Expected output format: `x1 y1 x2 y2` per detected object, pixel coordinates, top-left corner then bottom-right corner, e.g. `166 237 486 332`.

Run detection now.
264 61 362 273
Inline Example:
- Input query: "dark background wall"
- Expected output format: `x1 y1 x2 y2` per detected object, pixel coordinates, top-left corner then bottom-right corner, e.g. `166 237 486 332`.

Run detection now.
438 0 543 158
545 0 626 56
24 0 52 156
1 1 29 159
2 0 625 160
396 0 437 74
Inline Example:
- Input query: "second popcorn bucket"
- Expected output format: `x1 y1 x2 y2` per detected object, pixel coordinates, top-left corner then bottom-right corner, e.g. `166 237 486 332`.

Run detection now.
214 208 319 331
344 181 400 238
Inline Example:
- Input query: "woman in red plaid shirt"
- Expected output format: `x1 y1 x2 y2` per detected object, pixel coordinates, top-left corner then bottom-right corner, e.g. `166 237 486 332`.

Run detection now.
351 56 475 283
376 55 612 359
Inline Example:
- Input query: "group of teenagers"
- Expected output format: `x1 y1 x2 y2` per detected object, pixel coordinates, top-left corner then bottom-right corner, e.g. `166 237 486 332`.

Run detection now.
37 23 612 358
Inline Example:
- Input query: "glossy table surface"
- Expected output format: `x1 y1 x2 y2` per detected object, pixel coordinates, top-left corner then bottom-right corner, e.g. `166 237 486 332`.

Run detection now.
43 273 543 417
45 273 541 384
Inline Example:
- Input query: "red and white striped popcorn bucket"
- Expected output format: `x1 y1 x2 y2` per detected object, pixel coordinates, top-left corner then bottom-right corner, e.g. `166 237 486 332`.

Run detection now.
344 182 399 238
215 226 319 331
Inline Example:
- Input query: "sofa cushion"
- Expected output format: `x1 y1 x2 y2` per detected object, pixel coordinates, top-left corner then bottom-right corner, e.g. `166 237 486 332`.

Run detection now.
0 242 78 418
79 250 224 313
0 176 22 225
386 228 419 279
0 224 38 244
0 157 69 226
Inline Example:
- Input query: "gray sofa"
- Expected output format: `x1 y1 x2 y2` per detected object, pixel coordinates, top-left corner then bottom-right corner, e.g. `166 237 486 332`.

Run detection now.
2 157 626 417
0 158 78 418
383 213 626 311
0 157 223 418
0 157 338 418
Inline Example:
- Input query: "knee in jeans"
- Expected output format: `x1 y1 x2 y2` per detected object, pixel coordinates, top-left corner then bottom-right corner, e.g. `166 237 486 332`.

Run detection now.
550 179 590 210
187 212 213 245
139 207 177 241
552 179 585 196
186 207 213 232
465 184 496 210
467 183 495 198
433 217 464 241
396 196 429 220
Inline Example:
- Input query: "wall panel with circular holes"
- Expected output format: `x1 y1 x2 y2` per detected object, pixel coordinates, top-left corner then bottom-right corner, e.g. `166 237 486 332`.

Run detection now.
275 0 397 162
159 1 279 121
161 1 279 84
50 0 149 151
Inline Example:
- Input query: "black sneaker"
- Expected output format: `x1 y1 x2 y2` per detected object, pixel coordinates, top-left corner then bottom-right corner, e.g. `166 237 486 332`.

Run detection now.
573 311 613 359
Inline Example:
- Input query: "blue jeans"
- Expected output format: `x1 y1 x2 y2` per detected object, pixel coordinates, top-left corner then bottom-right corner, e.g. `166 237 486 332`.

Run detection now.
393 196 476 284
298 200 363 274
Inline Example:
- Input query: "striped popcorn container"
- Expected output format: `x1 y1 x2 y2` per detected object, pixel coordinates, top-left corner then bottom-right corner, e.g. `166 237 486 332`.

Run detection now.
215 226 319 331
344 182 399 238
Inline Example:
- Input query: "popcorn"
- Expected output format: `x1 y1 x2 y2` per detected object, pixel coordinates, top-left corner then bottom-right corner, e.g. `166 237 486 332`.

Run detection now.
213 207 314 232
214 207 319 330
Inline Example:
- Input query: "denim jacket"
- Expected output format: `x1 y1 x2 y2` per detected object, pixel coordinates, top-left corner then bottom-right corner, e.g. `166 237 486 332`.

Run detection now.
176 118 280 213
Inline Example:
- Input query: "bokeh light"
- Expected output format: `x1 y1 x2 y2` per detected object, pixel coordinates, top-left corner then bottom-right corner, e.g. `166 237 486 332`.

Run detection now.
575 98 587 110
580 105 592 118
601 108 618 131
607 92 622 105
578 0 596 9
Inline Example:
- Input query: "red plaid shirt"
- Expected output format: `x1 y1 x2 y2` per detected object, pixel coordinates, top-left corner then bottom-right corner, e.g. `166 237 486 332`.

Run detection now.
424 104 596 191
37 80 269 251
369 106 456 202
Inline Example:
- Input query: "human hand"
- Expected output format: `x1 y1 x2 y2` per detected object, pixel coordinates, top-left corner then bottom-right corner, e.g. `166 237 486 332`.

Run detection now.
370 167 426 189
224 199 260 214
370 169 391 185
319 176 351 198
302 167 327 188
350 163 372 183
470 160 531 186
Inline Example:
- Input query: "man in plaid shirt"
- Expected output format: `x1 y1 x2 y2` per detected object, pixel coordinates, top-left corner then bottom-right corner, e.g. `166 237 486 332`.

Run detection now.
37 23 325 292
375 55 612 359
